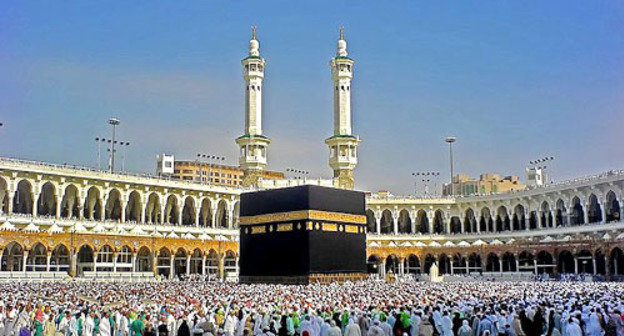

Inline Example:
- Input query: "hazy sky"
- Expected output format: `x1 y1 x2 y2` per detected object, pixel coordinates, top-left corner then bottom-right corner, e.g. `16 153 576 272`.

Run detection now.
2 1 623 195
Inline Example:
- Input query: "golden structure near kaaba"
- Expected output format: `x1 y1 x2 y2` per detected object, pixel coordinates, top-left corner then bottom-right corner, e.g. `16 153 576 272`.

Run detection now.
1 28 624 282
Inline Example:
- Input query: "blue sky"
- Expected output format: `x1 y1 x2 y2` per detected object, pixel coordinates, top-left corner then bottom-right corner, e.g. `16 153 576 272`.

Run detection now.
1 1 623 195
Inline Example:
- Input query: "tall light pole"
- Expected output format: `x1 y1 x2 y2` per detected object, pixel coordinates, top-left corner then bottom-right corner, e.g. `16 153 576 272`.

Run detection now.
445 136 457 196
108 118 120 173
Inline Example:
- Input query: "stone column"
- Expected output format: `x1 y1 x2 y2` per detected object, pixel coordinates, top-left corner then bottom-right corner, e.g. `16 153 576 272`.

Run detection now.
202 254 207 275
211 207 218 228
186 255 191 276
7 190 14 214
219 255 225 280
375 212 381 234
195 212 200 227
93 252 98 274
169 255 174 279
533 259 538 274
592 257 597 275
46 251 52 272
55 196 62 219
583 205 589 224
515 259 520 273
131 252 136 273
141 202 147 224
22 249 29 273
450 262 454 275
498 258 503 274
398 259 404 276
537 211 543 229
392 216 398 235
160 205 166 224
112 252 118 273
32 193 39 218
70 250 77 277
600 203 607 223
152 254 158 276
574 257 579 274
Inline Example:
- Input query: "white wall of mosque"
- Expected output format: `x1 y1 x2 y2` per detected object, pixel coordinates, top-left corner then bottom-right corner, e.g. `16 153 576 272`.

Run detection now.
1 157 624 277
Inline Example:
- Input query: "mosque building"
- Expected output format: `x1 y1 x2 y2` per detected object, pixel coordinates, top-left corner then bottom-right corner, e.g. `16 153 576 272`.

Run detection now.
0 28 623 281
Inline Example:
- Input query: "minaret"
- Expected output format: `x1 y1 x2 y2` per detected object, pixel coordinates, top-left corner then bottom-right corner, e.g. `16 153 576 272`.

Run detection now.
325 27 360 189
236 26 271 187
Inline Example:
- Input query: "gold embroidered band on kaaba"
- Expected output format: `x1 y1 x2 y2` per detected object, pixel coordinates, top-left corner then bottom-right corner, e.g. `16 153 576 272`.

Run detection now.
239 210 366 226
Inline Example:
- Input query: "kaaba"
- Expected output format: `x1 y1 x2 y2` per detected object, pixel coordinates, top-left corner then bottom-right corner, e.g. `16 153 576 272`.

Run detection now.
239 185 367 284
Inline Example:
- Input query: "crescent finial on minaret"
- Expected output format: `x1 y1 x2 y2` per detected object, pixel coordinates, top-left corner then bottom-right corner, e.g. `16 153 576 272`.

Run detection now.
339 26 344 40
251 25 257 40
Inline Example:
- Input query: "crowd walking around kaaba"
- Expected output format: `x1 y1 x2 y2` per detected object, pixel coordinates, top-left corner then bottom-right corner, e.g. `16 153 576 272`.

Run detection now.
0 280 623 336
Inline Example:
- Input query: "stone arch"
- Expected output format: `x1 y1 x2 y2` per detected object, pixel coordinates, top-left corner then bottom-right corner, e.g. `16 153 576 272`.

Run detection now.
232 201 240 228
496 206 510 232
398 209 412 234
423 254 436 274
512 204 526 231
145 192 161 224
97 245 115 272
385 254 400 274
464 208 476 233
452 253 467 274
136 246 152 272
577 250 593 274
365 210 376 233
570 196 584 225
450 216 461 234
555 199 567 226
37 182 57 216
125 191 142 222
379 209 393 234
468 253 481 273
595 248 606 275
60 184 80 218
501 252 516 272
438 254 451 274
541 201 553 228
480 207 493 232
115 245 133 272
50 244 70 272
405 254 420 274
199 198 213 227
416 210 429 234
605 191 620 223
205 249 219 277
1 241 24 271
181 196 196 226
609 247 624 276
190 248 203 274
223 250 237 275
0 176 8 214
557 250 574 273
486 253 500 272
157 247 172 278
83 186 102 220
215 199 229 228
13 179 33 215
173 248 188 277
77 244 95 275
164 194 180 224
587 194 602 223
26 242 47 271
518 251 534 272
432 210 444 234
536 250 554 274
105 189 123 221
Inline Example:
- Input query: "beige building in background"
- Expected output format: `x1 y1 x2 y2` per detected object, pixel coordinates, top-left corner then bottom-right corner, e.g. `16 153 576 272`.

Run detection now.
443 173 526 196
172 161 284 187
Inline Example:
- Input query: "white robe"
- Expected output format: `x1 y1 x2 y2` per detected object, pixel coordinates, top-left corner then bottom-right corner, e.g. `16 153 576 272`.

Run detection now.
345 322 361 336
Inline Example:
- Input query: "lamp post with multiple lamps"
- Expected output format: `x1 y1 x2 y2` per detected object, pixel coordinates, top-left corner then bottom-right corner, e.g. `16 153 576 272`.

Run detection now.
529 156 555 184
108 118 120 173
95 137 130 171
196 153 226 185
445 136 457 196
412 171 440 197
286 168 310 180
